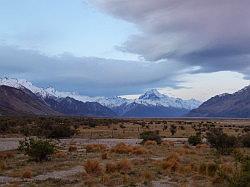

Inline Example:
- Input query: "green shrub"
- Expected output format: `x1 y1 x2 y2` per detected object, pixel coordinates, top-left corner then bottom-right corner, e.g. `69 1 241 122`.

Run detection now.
188 134 202 146
18 138 55 161
206 128 237 155
140 131 161 144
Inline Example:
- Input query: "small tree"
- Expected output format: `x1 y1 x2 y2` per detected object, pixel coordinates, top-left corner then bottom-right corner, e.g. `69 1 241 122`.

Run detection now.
170 125 177 136
140 131 162 144
188 133 202 146
18 138 55 161
206 128 237 155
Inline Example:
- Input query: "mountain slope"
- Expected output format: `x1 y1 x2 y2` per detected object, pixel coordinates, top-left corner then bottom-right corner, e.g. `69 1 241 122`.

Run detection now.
187 86 250 118
44 96 116 117
0 78 201 117
122 102 189 117
134 89 201 110
0 85 60 115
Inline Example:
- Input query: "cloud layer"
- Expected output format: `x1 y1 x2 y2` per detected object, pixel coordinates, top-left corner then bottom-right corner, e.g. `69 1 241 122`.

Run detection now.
0 45 184 96
94 0 250 76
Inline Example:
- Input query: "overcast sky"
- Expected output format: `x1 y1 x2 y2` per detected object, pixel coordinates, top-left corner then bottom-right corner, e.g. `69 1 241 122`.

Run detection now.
0 0 249 101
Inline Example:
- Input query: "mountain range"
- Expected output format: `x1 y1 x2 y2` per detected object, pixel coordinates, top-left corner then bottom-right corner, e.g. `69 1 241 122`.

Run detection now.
0 78 201 117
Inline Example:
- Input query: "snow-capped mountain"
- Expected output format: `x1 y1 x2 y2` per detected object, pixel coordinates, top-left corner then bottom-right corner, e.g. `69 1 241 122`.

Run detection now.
0 78 202 117
134 89 201 110
0 77 93 101
95 96 132 108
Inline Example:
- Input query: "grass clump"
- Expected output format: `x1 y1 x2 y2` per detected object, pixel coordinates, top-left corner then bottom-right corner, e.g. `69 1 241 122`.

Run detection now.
86 144 107 153
144 140 157 146
162 152 180 172
83 159 103 176
111 143 147 155
22 168 32 178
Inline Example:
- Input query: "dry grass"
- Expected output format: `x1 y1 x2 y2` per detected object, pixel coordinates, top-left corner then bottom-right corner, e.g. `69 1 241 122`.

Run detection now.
144 140 157 146
131 146 148 155
111 143 133 154
219 162 235 174
86 144 108 153
161 140 174 147
0 160 7 171
22 168 32 178
176 147 196 155
68 145 77 152
178 164 193 175
162 152 180 172
196 144 210 149
105 162 117 173
101 152 108 160
111 143 147 155
83 159 103 176
105 159 133 174
141 170 154 183
0 151 15 160
53 151 67 158
116 159 132 173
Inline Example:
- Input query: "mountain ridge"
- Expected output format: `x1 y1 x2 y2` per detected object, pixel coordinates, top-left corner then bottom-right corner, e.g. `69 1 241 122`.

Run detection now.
0 77 202 117
187 85 250 118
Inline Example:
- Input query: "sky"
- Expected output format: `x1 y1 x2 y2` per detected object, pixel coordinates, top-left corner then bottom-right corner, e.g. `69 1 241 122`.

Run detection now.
0 0 250 101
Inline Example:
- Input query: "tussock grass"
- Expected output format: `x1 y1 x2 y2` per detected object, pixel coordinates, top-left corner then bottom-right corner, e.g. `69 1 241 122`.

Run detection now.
86 144 108 153
83 159 103 176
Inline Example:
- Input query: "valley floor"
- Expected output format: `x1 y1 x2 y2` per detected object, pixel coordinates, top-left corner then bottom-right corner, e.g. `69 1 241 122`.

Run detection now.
0 118 249 186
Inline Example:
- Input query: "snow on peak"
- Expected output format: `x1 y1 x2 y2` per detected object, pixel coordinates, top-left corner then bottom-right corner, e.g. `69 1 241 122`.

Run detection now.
95 96 132 108
139 89 165 100
0 77 26 89
136 89 201 110
0 78 201 110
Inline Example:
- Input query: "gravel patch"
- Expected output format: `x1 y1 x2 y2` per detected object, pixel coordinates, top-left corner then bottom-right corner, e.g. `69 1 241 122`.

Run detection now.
0 138 187 151
33 166 84 181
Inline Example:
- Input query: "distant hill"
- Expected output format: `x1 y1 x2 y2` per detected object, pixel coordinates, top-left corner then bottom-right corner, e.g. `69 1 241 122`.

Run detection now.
187 85 250 118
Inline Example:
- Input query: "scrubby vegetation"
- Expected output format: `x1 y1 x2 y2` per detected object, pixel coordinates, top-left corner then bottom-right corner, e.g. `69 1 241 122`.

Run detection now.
18 138 56 161
140 130 162 144
207 128 237 155
0 117 250 186
241 133 250 147
188 133 202 146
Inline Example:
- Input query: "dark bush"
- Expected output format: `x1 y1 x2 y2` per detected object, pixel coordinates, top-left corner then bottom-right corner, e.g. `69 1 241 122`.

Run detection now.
18 138 55 161
47 125 76 139
206 128 237 155
188 133 202 146
241 133 250 147
170 125 177 136
140 131 162 144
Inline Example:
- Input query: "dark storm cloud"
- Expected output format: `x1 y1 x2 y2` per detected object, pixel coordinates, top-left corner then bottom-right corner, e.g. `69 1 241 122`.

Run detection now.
0 45 184 96
93 0 250 75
